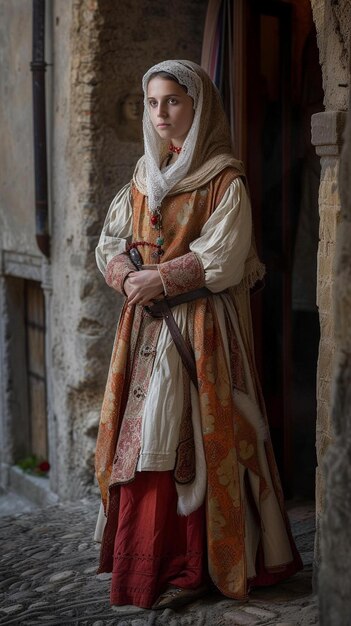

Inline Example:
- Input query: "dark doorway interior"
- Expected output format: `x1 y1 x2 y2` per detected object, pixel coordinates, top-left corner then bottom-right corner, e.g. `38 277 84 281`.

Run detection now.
5 277 48 465
243 0 323 498
24 280 48 461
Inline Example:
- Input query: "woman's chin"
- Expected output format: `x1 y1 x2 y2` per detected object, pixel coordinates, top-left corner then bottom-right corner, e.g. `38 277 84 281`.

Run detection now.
155 127 172 138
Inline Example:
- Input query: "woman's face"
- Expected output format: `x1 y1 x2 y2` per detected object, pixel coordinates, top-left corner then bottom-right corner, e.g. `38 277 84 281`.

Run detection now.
146 77 195 147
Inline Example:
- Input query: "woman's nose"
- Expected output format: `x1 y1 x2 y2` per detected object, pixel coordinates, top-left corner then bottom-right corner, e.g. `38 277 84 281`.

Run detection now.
157 104 167 118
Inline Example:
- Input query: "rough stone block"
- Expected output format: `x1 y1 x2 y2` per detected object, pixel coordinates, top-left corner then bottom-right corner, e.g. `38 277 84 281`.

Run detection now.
312 112 347 153
222 610 258 624
316 280 332 313
319 220 339 252
242 605 277 618
319 158 339 183
317 249 334 280
316 396 331 427
319 180 340 210
315 428 333 463
317 379 331 404
315 470 325 515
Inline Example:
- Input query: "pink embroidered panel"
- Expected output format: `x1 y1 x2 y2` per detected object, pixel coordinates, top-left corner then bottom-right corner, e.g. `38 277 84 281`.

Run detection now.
105 253 135 294
158 251 205 297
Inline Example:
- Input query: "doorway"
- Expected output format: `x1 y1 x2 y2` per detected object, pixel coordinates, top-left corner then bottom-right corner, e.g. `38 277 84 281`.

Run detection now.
24 280 48 462
243 0 323 497
3 276 48 467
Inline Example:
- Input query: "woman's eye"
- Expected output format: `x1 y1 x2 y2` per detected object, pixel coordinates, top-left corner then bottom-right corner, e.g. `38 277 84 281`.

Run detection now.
149 100 157 108
168 98 178 104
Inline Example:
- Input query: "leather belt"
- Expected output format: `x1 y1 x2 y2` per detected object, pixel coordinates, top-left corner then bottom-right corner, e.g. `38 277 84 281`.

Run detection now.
145 287 211 317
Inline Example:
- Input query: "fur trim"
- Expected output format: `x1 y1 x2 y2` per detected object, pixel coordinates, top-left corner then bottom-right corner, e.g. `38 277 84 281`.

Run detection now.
176 386 207 516
234 389 268 442
93 501 106 543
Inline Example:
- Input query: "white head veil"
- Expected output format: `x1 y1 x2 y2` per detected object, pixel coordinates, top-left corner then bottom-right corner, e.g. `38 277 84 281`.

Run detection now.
134 60 246 212
141 60 204 211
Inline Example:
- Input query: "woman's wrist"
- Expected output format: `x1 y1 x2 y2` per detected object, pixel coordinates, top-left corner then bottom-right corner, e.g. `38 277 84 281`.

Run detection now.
105 253 135 294
122 272 133 297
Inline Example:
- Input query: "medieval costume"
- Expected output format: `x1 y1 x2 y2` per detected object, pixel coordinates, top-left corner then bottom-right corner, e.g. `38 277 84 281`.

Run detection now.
95 60 302 610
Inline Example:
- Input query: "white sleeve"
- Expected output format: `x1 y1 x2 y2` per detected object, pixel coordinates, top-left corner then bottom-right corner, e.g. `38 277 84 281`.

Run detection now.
95 183 133 276
189 178 252 292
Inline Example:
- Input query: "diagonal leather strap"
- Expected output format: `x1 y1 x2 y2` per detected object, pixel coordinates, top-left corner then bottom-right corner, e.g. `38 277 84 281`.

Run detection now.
127 247 202 388
148 299 199 389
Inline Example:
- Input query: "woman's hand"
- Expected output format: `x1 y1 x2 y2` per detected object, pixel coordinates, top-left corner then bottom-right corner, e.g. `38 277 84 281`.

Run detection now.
124 270 164 306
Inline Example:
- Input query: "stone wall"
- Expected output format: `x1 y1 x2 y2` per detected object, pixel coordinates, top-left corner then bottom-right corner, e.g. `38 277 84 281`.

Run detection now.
49 0 207 498
311 110 346 575
310 0 351 605
311 0 350 110
0 0 206 498
318 91 351 626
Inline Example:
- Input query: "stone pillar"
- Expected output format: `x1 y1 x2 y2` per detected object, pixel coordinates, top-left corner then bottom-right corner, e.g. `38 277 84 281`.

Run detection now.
311 110 346 579
316 102 351 623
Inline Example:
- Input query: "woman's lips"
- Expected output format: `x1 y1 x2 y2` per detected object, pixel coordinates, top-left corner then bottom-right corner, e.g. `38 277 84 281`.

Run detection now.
157 123 170 128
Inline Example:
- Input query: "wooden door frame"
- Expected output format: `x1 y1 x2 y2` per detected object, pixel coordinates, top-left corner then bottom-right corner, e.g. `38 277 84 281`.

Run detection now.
232 0 247 162
232 0 293 493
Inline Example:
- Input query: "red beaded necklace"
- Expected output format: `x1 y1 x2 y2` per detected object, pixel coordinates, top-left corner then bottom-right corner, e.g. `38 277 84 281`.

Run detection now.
168 142 182 154
149 207 164 260
129 205 165 263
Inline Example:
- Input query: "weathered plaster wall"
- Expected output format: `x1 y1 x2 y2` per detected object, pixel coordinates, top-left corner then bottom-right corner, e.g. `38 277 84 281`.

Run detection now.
0 0 38 256
50 0 207 498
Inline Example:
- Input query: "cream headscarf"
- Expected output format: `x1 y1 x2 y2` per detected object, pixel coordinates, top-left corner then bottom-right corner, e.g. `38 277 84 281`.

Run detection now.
133 60 245 209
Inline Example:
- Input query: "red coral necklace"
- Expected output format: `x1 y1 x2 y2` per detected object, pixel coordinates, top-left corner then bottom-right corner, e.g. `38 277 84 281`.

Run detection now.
168 142 182 154
149 206 164 261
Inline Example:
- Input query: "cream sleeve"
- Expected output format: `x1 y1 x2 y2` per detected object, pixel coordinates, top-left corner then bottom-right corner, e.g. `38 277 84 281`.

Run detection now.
189 177 252 292
95 183 133 276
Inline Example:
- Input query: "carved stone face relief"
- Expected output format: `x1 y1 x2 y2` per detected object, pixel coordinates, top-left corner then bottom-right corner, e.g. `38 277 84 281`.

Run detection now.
116 91 143 142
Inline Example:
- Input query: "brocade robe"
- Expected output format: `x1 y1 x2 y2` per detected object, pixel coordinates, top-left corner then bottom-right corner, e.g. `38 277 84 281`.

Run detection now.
95 167 302 599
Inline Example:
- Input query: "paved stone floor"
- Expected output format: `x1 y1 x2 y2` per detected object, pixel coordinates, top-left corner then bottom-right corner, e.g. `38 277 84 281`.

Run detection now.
0 492 37 518
0 497 318 625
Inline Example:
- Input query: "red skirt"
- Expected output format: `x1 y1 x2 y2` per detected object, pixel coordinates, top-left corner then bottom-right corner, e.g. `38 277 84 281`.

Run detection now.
99 471 207 609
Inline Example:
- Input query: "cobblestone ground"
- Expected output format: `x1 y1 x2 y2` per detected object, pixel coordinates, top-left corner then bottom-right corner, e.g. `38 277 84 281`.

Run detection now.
0 497 317 625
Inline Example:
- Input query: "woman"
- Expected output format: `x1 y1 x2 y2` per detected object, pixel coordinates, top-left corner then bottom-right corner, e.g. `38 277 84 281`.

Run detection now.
94 60 302 610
